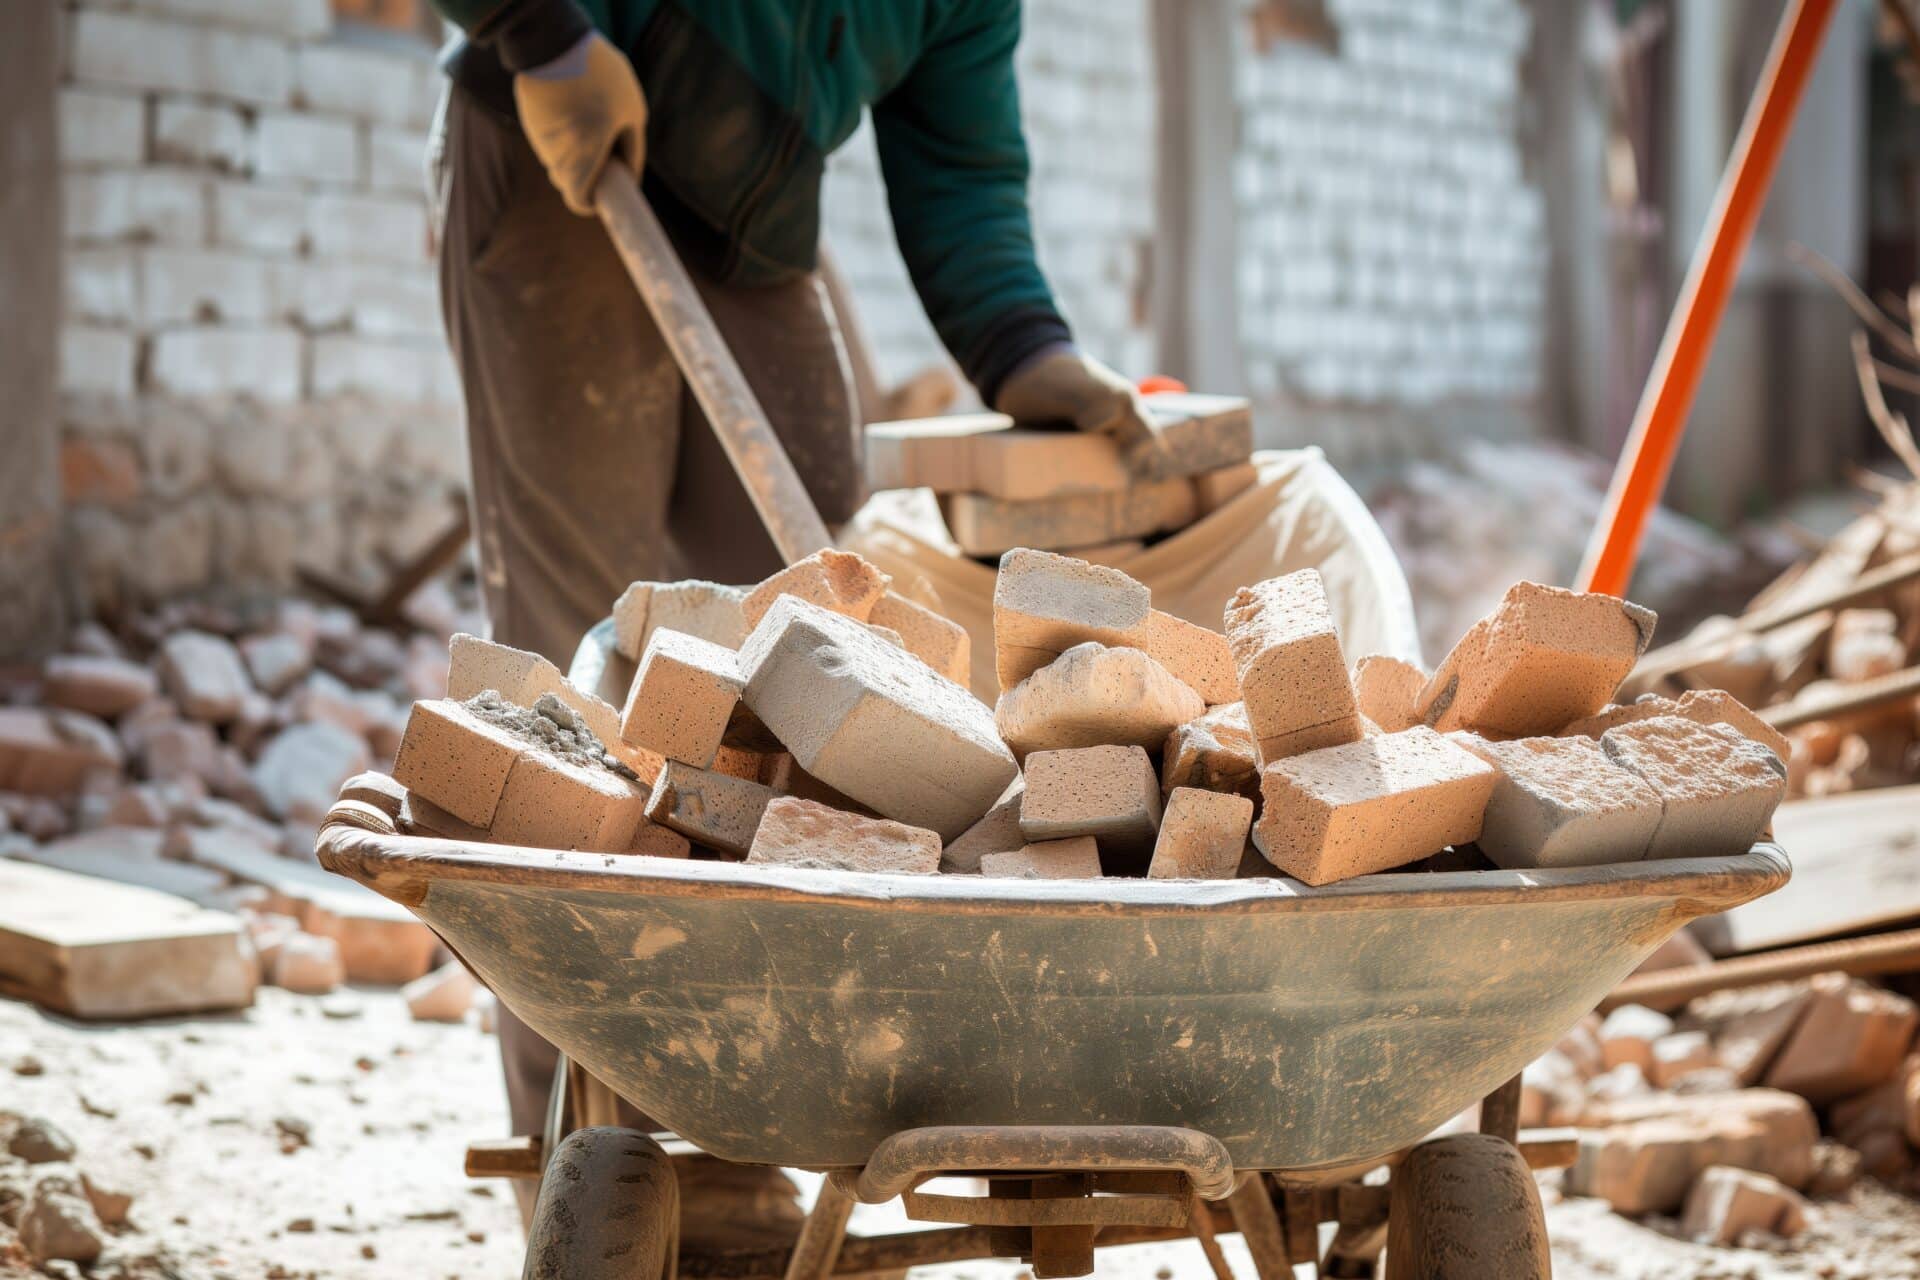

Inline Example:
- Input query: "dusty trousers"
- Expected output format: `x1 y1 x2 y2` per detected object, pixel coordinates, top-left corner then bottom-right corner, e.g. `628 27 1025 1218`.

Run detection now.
432 87 862 1163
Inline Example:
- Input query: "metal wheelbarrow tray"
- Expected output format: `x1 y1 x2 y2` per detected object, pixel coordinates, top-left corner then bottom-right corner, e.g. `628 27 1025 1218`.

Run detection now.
318 820 1786 1178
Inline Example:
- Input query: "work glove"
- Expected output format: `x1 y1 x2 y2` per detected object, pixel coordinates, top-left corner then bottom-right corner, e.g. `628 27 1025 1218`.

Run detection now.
993 347 1169 474
513 31 648 215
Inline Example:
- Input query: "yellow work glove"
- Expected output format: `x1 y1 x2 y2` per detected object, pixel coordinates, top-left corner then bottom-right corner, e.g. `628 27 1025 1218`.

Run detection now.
513 32 648 215
993 348 1169 474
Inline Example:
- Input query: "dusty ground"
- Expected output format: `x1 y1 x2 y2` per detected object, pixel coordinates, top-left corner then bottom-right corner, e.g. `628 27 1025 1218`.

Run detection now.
7 989 1920 1279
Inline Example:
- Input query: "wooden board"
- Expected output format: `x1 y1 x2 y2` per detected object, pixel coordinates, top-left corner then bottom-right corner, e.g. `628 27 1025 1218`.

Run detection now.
0 860 255 1019
1696 786 1920 955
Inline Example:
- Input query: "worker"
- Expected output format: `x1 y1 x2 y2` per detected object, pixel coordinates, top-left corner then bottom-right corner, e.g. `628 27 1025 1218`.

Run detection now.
424 0 1162 1246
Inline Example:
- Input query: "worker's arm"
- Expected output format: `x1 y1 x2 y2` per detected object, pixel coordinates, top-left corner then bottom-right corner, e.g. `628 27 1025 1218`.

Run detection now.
872 0 1161 464
429 0 647 214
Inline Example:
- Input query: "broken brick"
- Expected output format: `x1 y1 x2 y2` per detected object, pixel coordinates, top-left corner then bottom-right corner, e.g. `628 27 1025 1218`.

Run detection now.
645 759 777 858
1764 974 1919 1105
0 708 121 796
980 837 1103 879
1224 569 1361 761
994 642 1203 758
41 654 157 719
1600 716 1787 859
1679 981 1812 1086
868 590 971 685
941 778 1026 874
625 821 692 859
390 699 522 830
1680 1166 1808 1243
612 579 748 661
1561 688 1790 766
1451 733 1662 868
447 633 658 781
741 549 890 633
157 630 253 724
619 629 746 769
1352 655 1426 733
403 961 477 1023
1649 1031 1718 1087
271 931 344 994
1020 744 1163 865
1147 787 1254 879
1160 701 1260 798
1565 1089 1818 1214
746 796 940 874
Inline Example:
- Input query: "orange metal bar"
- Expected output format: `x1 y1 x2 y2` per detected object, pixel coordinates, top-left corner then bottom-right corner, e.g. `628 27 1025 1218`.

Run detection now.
1577 0 1839 597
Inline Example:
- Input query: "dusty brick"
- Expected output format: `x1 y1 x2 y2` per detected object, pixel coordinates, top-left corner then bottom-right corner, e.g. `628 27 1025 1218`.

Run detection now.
740 549 890 632
1160 702 1260 798
1416 584 1656 737
239 632 310 696
41 655 156 719
611 580 748 660
157 630 253 723
1679 1166 1808 1243
490 747 650 853
868 590 970 685
942 476 1197 558
995 642 1202 758
1020 744 1162 865
1252 726 1494 885
446 633 657 781
619 630 745 769
389 699 522 830
941 778 1026 873
980 837 1103 879
1679 981 1813 1086
1192 461 1259 515
1224 569 1361 761
1148 787 1254 879
1649 1031 1718 1087
272 931 344 994
1566 1089 1818 1213
626 821 692 859
1352 655 1426 733
1451 733 1662 868
1562 689 1791 765
1134 610 1238 704
740 596 1016 840
746 796 940 874
1600 1003 1675 1072
1600 717 1787 860
1765 975 1919 1105
403 961 476 1023
644 759 776 857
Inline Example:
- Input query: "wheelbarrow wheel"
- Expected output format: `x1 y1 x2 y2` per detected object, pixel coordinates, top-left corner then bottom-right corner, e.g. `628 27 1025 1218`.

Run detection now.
524 1127 678 1280
1383 1133 1549 1280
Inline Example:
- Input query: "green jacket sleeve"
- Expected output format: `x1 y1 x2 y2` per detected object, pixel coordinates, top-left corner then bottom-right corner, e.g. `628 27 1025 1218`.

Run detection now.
428 0 591 71
871 0 1072 403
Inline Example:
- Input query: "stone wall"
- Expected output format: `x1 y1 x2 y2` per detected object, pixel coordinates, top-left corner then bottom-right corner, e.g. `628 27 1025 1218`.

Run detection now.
55 0 460 609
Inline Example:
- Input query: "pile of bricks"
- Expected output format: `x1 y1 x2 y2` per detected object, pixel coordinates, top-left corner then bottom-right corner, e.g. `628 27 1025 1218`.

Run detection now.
867 394 1262 562
386 543 1788 886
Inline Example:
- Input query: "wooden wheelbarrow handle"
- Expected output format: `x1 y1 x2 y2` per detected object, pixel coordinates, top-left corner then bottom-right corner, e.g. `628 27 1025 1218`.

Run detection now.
593 162 834 567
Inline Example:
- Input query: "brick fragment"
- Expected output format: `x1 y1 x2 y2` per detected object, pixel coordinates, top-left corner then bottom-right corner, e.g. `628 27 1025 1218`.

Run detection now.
941 778 1026 873
746 796 940 874
0 709 122 796
1830 607 1904 682
1599 716 1787 859
740 549 889 632
1520 1050 1586 1127
1134 610 1238 704
740 596 1016 840
1562 688 1791 764
1251 727 1494 885
1352 655 1425 733
943 477 1197 558
1679 1166 1808 1243
868 590 971 685
1224 570 1361 761
389 700 523 829
619 629 747 768
157 630 253 723
1600 1004 1674 1072
1764 974 1919 1105
447 633 658 781
995 642 1202 758
1160 702 1260 798
41 655 156 719
1565 1089 1817 1213
403 961 477 1023
1679 981 1812 1085
1073 539 1144 567
645 759 776 857
1147 787 1254 879
980 837 1103 879
1649 1031 1717 1087
1020 744 1161 865
611 580 748 661
1451 733 1662 868
239 632 310 696
272 932 343 994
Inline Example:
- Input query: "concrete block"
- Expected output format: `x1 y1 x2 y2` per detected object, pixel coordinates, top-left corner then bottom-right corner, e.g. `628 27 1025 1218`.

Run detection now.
1451 733 1662 869
293 42 429 125
306 191 428 264
65 170 208 245
254 110 359 184
150 328 304 401
1599 717 1787 859
1020 744 1162 865
1680 1166 1808 1243
1148 787 1254 879
210 180 309 253
1416 583 1656 737
980 837 1103 879
995 642 1202 758
1561 688 1790 765
157 630 252 723
310 335 447 401
139 248 275 324
69 10 293 105
740 596 1016 840
1353 654 1426 733
1160 701 1260 798
740 548 890 632
868 590 970 685
1225 569 1361 761
941 777 1025 873
59 327 138 399
942 475 1198 559
1252 726 1495 885
366 124 429 193
152 99 251 171
1765 974 1919 1105
59 89 145 167
66 247 139 325
1565 1089 1818 1213
746 796 941 874
645 759 777 857
126 0 331 37
611 579 747 660
619 629 744 769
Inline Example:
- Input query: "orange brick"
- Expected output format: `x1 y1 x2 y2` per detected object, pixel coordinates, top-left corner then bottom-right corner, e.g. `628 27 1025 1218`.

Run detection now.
1599 717 1787 859
390 699 521 830
942 778 1026 873
448 633 659 781
644 759 777 858
1020 744 1162 864
746 796 940 874
1764 974 1919 1105
1252 727 1495 884
740 549 890 632
1224 569 1360 762
994 642 1203 758
1352 655 1426 733
1565 1089 1817 1213
868 590 970 685
1160 702 1260 798
980 837 1103 879
1147 787 1253 879
1192 461 1258 516
619 629 745 769
942 478 1197 559
626 822 691 859
489 748 651 852
611 579 747 660
1679 1166 1808 1243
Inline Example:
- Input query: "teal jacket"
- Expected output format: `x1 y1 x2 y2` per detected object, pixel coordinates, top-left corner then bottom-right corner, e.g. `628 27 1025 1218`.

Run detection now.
438 0 1071 399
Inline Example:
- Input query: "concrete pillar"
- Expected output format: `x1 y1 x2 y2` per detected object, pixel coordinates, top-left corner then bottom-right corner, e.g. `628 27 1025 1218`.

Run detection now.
0 0 67 659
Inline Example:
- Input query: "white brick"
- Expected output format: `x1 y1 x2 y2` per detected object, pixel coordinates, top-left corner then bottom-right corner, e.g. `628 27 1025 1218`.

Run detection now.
69 10 293 107
294 43 428 126
306 192 427 263
311 335 448 402
138 248 276 324
66 247 141 324
59 89 146 167
60 326 140 398
294 264 439 338
65 170 209 245
365 125 428 195
123 0 331 39
152 99 252 172
209 181 310 254
150 327 304 400
255 111 360 185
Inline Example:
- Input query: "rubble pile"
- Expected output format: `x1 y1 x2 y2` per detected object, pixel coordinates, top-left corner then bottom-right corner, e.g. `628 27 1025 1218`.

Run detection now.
387 543 1788 886
0 1111 145 1273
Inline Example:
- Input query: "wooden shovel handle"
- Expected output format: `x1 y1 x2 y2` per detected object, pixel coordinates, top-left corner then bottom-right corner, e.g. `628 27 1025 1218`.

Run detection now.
593 163 834 567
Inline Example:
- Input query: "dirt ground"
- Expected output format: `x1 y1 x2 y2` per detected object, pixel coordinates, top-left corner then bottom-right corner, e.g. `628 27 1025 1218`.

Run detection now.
7 989 1920 1280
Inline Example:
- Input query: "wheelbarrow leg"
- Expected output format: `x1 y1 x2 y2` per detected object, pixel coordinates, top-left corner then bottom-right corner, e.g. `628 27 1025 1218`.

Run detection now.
1479 1073 1523 1144
1224 1176 1290 1280
1187 1193 1237 1280
783 1175 855 1280
1030 1175 1095 1279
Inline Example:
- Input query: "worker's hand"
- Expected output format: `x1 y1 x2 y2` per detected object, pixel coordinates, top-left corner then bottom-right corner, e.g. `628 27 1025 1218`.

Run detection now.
513 32 648 216
993 347 1169 474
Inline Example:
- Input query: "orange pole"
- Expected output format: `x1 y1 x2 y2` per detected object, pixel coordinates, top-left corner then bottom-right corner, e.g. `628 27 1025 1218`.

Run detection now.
1577 0 1838 597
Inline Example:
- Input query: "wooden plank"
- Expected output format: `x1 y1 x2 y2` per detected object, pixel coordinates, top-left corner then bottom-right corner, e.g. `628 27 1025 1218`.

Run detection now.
0 860 255 1019
1696 787 1920 955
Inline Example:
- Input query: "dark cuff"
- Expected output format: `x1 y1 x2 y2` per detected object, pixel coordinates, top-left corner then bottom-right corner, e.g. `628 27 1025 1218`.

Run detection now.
967 307 1074 407
474 0 593 72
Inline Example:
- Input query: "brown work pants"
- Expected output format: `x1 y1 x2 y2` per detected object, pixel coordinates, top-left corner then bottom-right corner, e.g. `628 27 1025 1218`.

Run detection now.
432 88 861 1152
